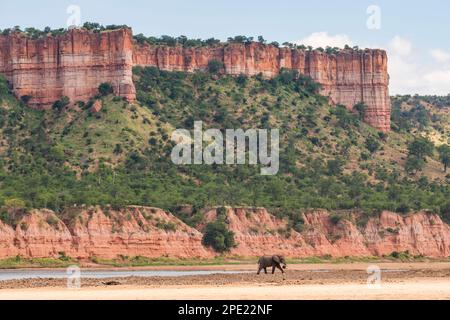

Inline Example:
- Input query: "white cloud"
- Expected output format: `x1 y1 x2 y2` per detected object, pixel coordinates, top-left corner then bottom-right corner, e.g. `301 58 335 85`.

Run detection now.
423 70 450 94
292 32 450 95
387 54 423 94
295 32 352 49
388 36 412 57
387 36 450 95
430 49 450 63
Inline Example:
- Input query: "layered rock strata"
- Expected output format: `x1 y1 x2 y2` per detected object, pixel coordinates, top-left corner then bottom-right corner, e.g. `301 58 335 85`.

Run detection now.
0 207 447 259
0 28 135 109
0 28 390 130
133 42 391 131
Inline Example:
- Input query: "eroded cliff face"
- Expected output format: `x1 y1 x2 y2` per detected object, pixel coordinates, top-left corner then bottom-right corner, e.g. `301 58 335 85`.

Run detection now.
0 206 212 259
0 28 390 130
0 28 136 109
0 206 448 259
201 208 449 258
133 42 391 131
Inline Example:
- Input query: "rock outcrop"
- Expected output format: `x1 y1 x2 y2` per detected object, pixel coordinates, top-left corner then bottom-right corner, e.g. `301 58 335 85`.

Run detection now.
0 28 390 130
0 206 212 259
0 28 136 109
133 42 391 131
200 208 449 258
0 206 448 260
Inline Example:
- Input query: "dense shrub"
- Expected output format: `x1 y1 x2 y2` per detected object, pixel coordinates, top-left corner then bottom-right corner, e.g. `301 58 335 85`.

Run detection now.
202 221 236 253
207 60 224 74
98 83 114 96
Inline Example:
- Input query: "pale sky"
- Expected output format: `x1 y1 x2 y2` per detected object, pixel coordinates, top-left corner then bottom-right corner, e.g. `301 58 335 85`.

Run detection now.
1 0 450 95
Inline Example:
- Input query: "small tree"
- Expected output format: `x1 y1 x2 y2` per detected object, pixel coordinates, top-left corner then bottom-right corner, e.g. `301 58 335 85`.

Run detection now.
365 136 380 154
20 95 32 104
113 143 123 154
353 102 367 120
407 137 434 159
52 96 70 112
98 82 114 96
4 198 26 222
405 155 425 175
327 158 344 176
207 60 224 74
0 75 10 102
202 220 235 253
330 214 342 225
334 105 358 129
437 145 450 172
257 36 266 44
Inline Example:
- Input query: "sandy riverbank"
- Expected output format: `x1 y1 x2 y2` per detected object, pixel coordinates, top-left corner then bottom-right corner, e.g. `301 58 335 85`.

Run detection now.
0 262 449 300
1 280 448 300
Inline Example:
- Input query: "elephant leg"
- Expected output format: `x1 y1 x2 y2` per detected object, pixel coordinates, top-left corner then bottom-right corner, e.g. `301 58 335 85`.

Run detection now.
264 267 267 274
276 264 285 274
272 266 276 274
257 266 262 275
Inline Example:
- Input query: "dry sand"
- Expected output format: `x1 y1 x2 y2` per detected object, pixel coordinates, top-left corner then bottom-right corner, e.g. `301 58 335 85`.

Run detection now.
1 280 448 300
0 262 449 300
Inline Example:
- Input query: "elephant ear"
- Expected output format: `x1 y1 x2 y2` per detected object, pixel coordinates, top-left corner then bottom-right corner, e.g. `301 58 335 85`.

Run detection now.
272 255 281 264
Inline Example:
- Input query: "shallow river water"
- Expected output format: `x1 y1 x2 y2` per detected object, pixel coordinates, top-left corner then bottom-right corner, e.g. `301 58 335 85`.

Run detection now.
0 269 252 281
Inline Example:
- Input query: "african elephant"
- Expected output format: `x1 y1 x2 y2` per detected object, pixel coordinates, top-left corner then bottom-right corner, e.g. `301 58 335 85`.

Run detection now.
257 255 287 275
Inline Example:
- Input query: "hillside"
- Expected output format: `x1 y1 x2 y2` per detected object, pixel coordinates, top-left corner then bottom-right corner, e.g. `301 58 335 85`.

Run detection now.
0 69 449 228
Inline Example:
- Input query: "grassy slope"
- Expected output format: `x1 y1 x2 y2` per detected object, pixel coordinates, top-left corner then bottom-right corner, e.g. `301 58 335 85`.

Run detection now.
47 97 169 169
0 71 448 223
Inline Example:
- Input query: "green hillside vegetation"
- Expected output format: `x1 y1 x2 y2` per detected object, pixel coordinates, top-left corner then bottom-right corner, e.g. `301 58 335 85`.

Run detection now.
0 70 448 226
391 95 449 146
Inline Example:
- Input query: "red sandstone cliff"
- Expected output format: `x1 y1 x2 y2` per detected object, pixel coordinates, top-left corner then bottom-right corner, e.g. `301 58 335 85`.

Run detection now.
0 28 136 109
0 206 448 260
0 206 212 259
200 208 449 258
0 28 390 130
133 42 391 131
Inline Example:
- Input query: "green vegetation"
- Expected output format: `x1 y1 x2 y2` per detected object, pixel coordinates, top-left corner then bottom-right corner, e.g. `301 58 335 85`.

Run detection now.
133 34 221 47
0 255 76 269
353 102 367 120
438 145 450 173
391 95 449 133
207 60 224 74
0 68 448 227
88 255 249 267
98 83 114 96
81 22 129 32
202 207 236 253
405 137 434 174
52 96 70 112
131 32 353 52
0 253 437 269
0 23 129 39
